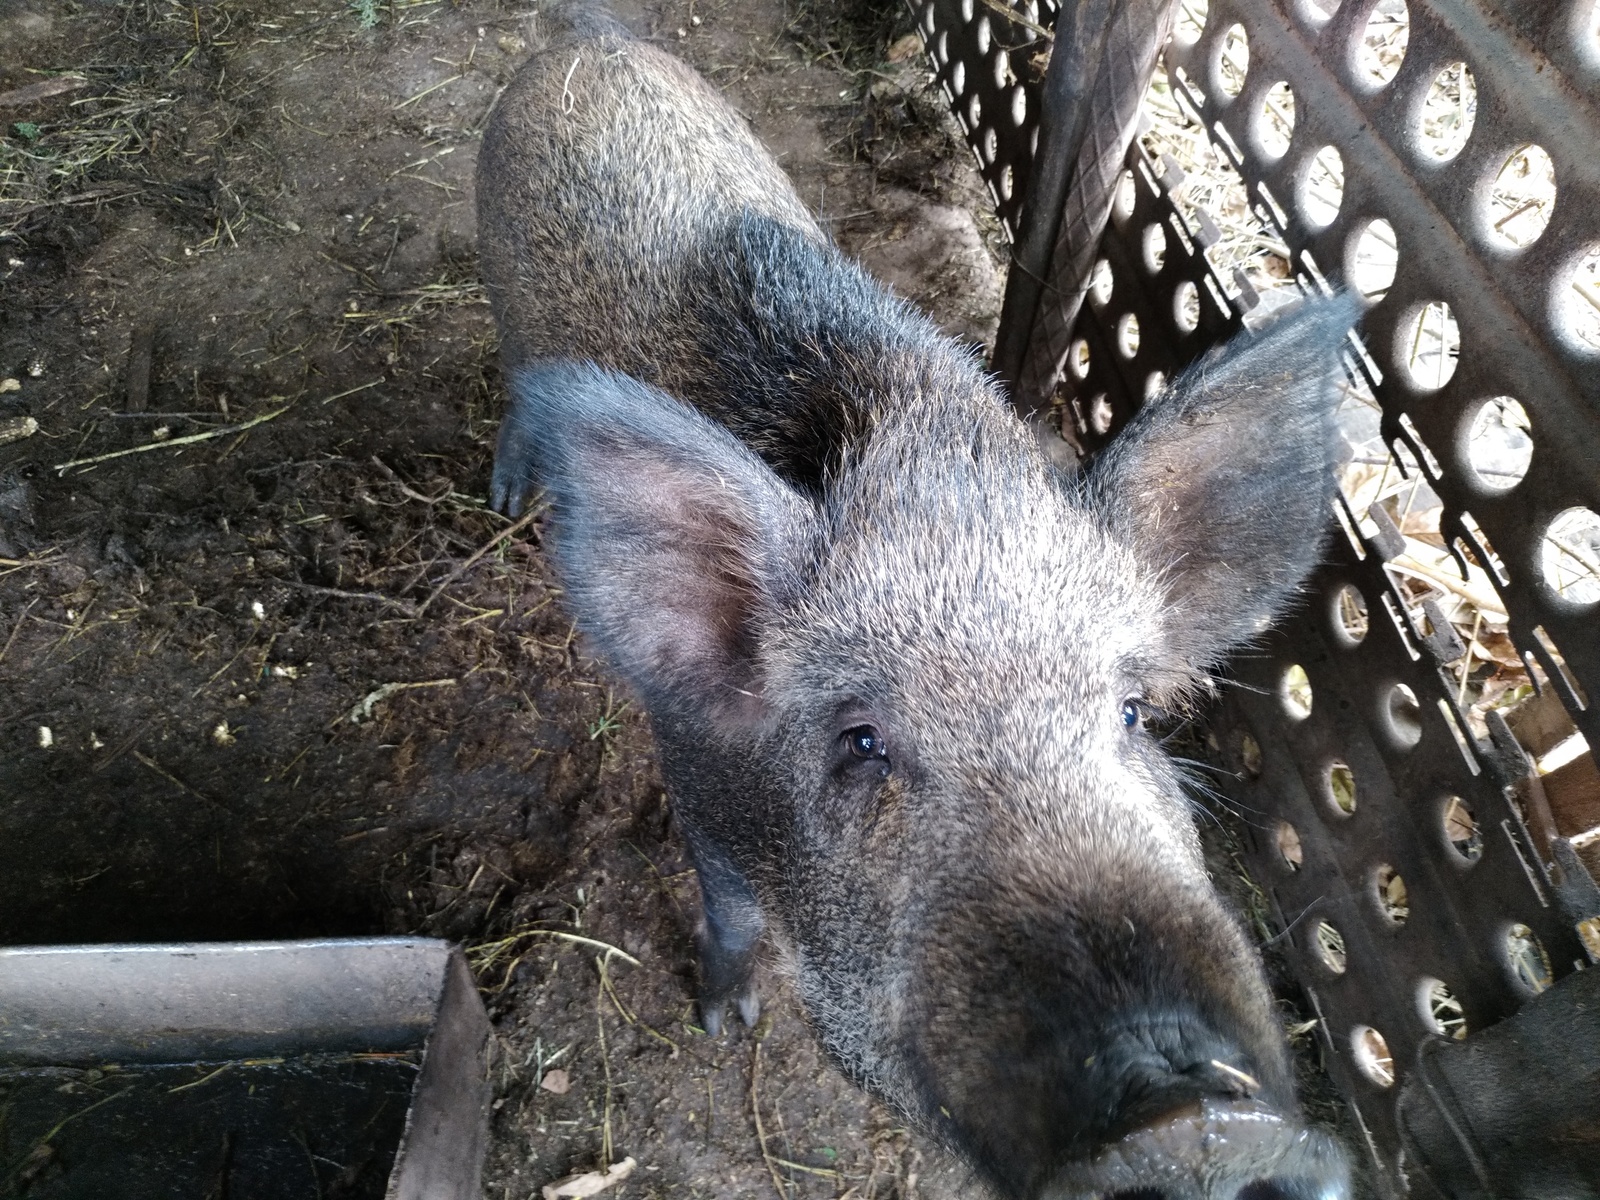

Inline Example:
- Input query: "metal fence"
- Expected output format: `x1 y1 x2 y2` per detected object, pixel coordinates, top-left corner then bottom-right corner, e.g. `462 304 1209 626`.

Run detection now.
912 0 1600 1191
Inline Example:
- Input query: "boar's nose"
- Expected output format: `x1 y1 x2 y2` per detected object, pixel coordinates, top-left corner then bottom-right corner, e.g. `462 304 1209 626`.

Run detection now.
1043 1098 1351 1200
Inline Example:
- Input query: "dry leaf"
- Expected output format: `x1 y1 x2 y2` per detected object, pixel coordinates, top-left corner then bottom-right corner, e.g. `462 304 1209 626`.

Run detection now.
886 33 921 62
540 1067 571 1094
542 1157 636 1199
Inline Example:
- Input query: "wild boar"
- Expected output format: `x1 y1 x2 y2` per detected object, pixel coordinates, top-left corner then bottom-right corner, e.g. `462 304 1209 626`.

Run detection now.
478 9 1355 1198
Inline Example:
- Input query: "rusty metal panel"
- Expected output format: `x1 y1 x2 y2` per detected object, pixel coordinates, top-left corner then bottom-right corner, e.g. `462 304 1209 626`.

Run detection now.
915 0 1600 1189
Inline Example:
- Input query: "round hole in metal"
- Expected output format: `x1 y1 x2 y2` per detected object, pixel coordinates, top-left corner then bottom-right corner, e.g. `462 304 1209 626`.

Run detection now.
1505 923 1553 994
1173 280 1201 332
1384 683 1423 747
1142 222 1167 274
1585 1 1600 66
1485 144 1556 249
1463 396 1532 492
1559 242 1600 353
960 0 974 22
1356 0 1409 90
1399 300 1460 389
1176 0 1209 44
991 47 1009 89
1117 313 1141 359
967 92 983 128
1349 218 1398 303
1218 23 1249 98
1282 663 1313 718
1239 731 1263 777
1441 796 1483 863
1143 370 1165 399
1114 169 1138 221
1069 338 1091 379
921 2 936 34
1315 921 1347 974
1089 258 1114 307
1352 1025 1395 1088
949 58 965 95
1373 863 1409 924
1331 583 1369 645
1419 978 1467 1040
1299 145 1344 227
1327 759 1357 816
1276 821 1304 871
1417 62 1476 161
1011 84 1028 126
981 124 997 163
934 30 949 65
1088 393 1113 435
1541 507 1600 606
974 14 991 53
1301 0 1341 21
1258 81 1295 157
998 163 1015 202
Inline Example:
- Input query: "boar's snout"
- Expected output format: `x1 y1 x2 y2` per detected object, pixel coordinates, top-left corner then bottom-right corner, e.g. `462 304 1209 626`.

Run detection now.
1044 1097 1351 1200
902 883 1349 1200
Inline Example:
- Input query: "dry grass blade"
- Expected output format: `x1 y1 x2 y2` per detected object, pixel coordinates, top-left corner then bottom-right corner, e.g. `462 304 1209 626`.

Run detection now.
53 405 290 474
414 508 538 617
0 75 89 108
752 1041 792 1199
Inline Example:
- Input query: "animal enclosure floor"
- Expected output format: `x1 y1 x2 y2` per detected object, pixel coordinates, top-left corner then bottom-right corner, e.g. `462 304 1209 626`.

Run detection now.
0 0 1002 1195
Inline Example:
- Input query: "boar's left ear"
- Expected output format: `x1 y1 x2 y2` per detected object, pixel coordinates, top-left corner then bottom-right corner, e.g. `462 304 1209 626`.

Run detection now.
1087 293 1359 671
492 361 817 729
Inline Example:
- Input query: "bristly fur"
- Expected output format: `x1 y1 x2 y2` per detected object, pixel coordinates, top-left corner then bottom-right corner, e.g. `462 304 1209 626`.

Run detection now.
478 11 1355 1199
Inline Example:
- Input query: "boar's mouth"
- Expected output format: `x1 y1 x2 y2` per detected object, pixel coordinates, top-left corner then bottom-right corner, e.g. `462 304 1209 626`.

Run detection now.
1041 1097 1351 1200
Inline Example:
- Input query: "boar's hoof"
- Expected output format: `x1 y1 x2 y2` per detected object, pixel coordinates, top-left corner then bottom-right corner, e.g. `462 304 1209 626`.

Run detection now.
489 402 542 518
700 981 760 1039
1043 1097 1350 1200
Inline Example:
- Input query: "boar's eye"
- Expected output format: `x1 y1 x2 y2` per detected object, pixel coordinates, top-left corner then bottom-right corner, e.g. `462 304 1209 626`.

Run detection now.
845 724 887 761
1121 699 1144 729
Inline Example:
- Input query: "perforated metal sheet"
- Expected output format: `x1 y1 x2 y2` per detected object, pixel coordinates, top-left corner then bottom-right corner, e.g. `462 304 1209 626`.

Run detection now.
914 0 1600 1190
914 0 1061 240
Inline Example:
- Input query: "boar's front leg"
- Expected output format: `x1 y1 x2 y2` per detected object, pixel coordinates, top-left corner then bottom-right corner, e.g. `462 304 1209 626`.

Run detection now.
487 362 819 1037
682 830 764 1036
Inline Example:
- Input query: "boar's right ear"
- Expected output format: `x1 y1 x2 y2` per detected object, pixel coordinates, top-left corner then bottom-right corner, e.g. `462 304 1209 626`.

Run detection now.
492 361 816 729
1087 294 1359 672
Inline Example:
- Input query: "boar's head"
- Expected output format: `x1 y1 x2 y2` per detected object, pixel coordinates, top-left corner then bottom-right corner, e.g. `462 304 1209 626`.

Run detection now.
492 294 1357 1200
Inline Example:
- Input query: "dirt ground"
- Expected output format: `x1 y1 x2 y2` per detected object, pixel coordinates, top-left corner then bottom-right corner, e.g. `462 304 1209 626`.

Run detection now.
0 1 1347 1197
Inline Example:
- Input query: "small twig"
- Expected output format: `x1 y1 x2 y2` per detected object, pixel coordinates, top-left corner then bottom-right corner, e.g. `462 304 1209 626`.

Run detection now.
319 377 385 406
279 579 418 615
0 599 38 668
0 74 89 108
414 508 538 617
133 752 237 814
475 929 641 967
336 677 456 726
752 1041 790 1199
974 0 1052 40
596 988 615 1168
394 73 463 109
1457 609 1483 706
771 1158 840 1180
370 456 451 503
598 954 681 1054
167 1063 235 1094
54 405 290 474
7 1086 133 1182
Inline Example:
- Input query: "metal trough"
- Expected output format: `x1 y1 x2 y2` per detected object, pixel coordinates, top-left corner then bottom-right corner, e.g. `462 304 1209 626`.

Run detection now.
0 937 489 1200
